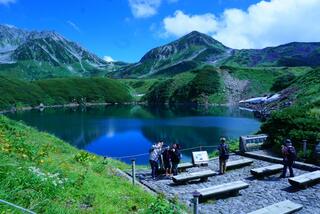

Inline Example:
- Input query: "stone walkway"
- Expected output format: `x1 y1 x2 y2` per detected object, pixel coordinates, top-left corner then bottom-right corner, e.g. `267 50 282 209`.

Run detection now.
136 155 320 214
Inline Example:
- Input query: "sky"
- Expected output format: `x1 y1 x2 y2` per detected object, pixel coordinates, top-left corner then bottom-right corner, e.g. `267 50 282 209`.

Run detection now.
1 0 320 63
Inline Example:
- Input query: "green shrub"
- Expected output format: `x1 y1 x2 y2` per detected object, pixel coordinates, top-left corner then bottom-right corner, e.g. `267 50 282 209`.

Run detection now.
271 73 296 92
145 195 182 214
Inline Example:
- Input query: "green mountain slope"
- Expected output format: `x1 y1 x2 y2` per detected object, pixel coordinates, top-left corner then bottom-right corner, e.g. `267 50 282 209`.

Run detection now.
143 66 225 105
0 76 132 110
223 42 320 67
260 68 320 162
112 31 230 78
0 25 122 80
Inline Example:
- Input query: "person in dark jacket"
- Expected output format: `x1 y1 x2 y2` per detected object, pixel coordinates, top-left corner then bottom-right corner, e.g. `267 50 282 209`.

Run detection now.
218 137 229 175
162 145 172 176
280 139 296 178
170 144 181 176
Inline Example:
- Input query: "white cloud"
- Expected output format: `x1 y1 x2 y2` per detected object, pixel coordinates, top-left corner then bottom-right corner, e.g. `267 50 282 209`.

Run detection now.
67 20 80 32
103 56 115 62
128 0 161 18
163 10 218 37
0 0 16 5
162 0 320 49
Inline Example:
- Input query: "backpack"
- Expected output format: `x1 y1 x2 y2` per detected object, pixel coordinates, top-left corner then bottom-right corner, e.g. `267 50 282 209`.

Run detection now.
220 144 229 159
171 149 181 163
287 146 296 160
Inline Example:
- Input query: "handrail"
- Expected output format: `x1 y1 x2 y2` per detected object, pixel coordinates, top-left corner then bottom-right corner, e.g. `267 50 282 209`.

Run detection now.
0 199 36 214
107 145 219 160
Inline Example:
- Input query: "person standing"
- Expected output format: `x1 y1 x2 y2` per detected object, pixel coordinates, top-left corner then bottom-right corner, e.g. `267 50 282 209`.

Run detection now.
280 139 296 178
170 144 181 176
218 137 229 175
162 145 172 177
149 141 163 180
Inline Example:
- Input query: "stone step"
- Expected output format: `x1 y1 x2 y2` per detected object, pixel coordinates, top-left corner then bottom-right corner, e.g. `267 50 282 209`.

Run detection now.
197 180 249 200
226 158 253 170
289 170 320 188
177 162 194 171
247 200 303 214
172 170 217 184
251 164 283 177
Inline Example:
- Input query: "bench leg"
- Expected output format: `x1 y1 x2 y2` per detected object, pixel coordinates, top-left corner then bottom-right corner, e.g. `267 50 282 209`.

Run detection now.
200 177 208 182
230 190 240 197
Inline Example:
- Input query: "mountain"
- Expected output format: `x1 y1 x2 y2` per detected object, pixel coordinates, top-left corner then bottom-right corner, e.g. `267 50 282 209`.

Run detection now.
223 42 320 67
112 31 231 78
1 25 320 80
0 24 119 80
112 31 320 78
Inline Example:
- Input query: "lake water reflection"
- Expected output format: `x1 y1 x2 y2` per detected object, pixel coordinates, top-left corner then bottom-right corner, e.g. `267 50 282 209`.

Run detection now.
7 105 261 164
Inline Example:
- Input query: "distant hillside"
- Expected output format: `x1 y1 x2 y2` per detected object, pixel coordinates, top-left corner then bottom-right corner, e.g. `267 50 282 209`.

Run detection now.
0 25 121 80
111 31 320 78
112 31 231 78
0 76 132 110
223 42 320 67
260 68 320 162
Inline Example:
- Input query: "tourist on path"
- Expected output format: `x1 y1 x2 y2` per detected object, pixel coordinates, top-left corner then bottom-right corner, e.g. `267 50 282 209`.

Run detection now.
170 144 181 176
162 144 172 176
218 137 229 175
280 139 296 178
149 141 163 180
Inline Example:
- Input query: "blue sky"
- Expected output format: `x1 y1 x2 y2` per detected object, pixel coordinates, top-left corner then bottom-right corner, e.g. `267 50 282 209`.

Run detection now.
1 0 320 62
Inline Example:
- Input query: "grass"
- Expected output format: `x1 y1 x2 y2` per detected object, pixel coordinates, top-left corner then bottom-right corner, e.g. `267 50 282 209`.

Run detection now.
0 115 185 213
260 68 320 163
119 79 159 97
0 76 133 111
144 66 224 105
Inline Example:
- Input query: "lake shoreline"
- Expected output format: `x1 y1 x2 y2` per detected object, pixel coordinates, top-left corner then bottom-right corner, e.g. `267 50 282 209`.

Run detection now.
0 101 239 114
0 102 148 114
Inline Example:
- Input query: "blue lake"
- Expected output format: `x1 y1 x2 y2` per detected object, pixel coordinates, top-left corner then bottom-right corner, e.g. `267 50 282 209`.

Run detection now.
7 105 261 164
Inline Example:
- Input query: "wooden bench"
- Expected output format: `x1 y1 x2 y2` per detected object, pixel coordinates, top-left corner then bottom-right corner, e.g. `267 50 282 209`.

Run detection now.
248 200 303 214
177 162 194 172
289 170 320 188
251 164 283 178
226 158 253 170
196 181 249 201
172 170 217 184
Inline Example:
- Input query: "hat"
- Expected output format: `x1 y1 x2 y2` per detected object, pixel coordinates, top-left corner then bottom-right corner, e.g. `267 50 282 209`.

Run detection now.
285 139 292 145
220 137 226 143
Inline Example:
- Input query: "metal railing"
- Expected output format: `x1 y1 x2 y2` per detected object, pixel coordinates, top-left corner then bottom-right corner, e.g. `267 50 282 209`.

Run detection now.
0 199 36 214
107 145 219 161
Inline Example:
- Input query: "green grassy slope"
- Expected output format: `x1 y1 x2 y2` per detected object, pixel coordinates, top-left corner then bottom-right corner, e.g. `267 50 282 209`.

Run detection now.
0 77 133 110
260 68 320 162
0 116 184 213
0 60 114 80
143 66 225 105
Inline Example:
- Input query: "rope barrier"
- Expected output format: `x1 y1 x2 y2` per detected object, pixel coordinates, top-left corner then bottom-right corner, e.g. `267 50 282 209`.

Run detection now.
0 199 36 214
107 145 219 160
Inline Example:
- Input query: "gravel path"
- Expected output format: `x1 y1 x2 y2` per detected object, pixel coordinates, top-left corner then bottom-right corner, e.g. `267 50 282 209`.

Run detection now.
136 155 320 214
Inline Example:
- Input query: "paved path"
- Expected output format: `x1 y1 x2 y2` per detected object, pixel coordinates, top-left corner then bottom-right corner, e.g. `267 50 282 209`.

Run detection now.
136 155 320 214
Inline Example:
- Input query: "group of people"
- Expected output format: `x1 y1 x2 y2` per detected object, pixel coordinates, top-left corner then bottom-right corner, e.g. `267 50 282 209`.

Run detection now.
149 141 181 179
149 137 297 179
